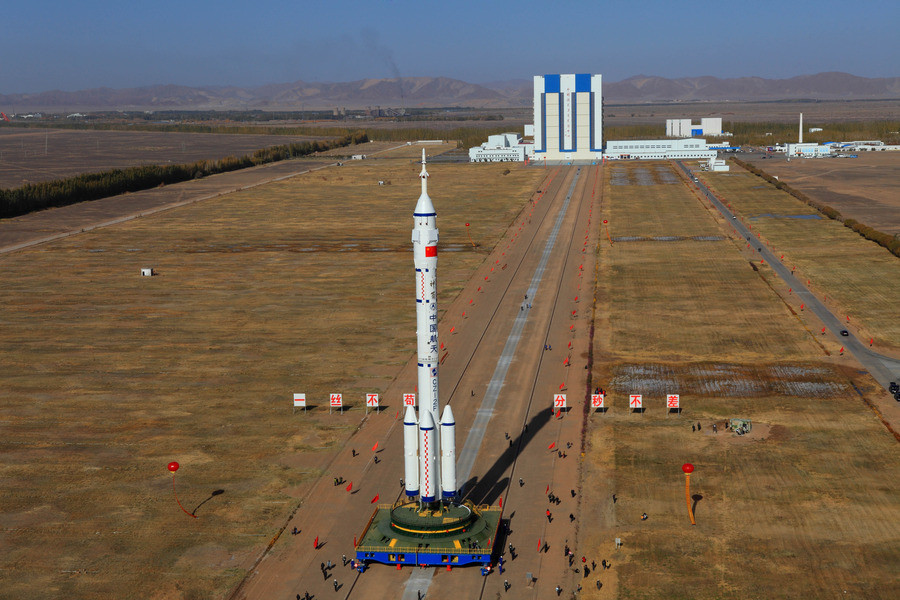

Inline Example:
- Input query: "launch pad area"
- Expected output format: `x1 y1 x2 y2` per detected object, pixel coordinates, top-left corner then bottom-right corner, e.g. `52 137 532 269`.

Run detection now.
355 501 501 567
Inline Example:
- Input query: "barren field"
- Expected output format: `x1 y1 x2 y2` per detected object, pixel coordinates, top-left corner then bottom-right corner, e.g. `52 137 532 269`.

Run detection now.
578 161 900 599
697 165 900 353
0 155 544 599
742 152 900 235
0 128 330 188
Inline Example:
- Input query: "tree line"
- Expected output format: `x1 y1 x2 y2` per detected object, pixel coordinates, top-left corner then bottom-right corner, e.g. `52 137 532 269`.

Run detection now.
0 131 367 219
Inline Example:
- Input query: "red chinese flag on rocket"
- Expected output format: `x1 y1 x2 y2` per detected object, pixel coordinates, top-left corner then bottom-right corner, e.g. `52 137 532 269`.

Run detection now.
425 246 436 257
371 494 379 504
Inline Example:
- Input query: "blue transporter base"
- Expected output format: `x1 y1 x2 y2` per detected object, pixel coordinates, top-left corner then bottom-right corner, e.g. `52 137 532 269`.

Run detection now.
355 499 501 568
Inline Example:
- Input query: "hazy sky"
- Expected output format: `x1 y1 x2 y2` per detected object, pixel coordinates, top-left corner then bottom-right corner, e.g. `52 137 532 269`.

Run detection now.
2 0 898 93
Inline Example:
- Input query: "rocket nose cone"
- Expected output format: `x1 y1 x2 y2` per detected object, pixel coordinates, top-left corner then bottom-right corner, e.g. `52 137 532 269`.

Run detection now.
419 409 435 429
404 404 417 425
440 404 455 425
414 192 435 216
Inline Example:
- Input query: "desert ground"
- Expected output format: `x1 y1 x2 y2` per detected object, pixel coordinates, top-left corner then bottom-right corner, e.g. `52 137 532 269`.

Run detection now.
696 161 900 352
581 160 900 599
2 149 899 600
741 152 900 235
0 128 331 188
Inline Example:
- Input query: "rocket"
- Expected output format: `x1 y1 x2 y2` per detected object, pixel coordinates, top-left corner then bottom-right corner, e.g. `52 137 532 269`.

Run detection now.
401 150 457 505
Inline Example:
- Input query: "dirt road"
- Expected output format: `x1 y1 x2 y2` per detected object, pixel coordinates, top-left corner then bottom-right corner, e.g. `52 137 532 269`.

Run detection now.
228 164 603 600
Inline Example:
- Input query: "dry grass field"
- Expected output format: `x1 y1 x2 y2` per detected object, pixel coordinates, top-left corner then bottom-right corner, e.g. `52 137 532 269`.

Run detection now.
579 161 900 599
0 151 544 599
742 153 900 235
0 128 330 188
697 165 900 353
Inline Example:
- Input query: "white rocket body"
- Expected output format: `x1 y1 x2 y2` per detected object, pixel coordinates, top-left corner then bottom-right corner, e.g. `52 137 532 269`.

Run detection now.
403 405 419 497
440 404 457 499
418 408 437 503
412 149 442 502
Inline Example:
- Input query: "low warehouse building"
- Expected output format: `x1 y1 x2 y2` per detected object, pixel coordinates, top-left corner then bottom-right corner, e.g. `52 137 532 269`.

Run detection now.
605 138 717 160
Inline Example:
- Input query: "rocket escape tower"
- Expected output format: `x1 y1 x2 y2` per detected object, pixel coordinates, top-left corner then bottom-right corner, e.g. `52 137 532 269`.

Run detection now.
354 151 501 568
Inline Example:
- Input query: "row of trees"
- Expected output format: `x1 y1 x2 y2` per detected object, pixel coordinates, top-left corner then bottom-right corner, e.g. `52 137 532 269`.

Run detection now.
732 156 900 258
0 131 367 219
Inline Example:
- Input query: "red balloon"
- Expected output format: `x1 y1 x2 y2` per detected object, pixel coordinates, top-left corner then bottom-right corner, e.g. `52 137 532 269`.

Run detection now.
682 463 694 474
167 461 180 473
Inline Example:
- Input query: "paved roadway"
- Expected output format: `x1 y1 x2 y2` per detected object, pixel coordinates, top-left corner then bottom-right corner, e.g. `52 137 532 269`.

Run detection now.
229 164 603 600
675 160 900 393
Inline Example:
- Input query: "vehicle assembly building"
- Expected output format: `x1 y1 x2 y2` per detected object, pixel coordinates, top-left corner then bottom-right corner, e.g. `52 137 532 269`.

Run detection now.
469 72 724 163
533 73 604 162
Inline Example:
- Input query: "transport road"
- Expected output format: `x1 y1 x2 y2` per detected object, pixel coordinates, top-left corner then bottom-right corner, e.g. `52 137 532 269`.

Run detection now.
228 164 603 600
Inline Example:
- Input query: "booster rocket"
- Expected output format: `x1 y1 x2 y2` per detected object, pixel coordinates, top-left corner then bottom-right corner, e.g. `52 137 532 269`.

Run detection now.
403 150 457 506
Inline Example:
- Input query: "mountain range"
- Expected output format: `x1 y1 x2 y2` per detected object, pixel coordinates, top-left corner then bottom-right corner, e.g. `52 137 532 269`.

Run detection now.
2 72 899 112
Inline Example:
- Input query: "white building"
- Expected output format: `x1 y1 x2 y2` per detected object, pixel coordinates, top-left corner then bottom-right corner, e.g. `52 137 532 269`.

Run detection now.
533 74 603 163
706 158 730 172
469 132 532 162
785 143 831 158
666 117 723 137
604 138 717 160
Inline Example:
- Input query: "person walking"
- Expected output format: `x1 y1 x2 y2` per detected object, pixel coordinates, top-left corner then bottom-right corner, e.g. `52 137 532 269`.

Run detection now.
504 579 510 592
333 579 339 591
556 585 562 596
546 509 552 523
